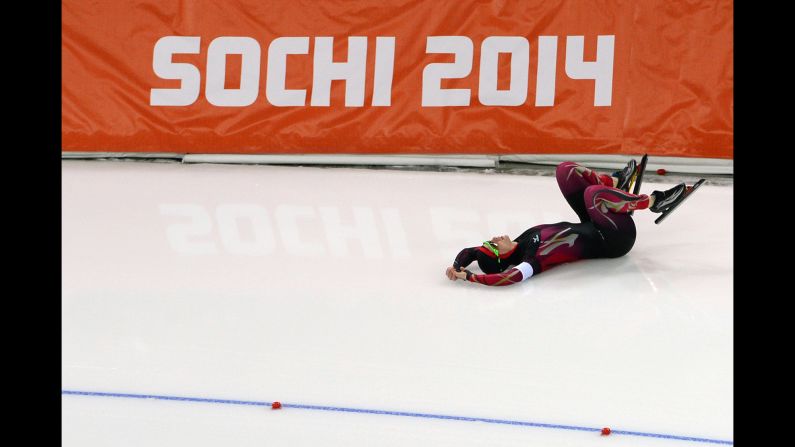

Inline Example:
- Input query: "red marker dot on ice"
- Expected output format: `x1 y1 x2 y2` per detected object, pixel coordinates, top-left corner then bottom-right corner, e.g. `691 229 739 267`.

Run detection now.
656 168 667 175
271 401 282 410
601 427 611 436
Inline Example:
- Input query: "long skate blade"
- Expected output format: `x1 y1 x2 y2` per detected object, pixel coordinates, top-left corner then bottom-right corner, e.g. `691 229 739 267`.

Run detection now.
654 179 706 224
629 154 648 216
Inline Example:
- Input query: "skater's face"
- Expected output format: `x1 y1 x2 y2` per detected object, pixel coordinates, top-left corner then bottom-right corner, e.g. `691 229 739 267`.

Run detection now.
490 235 513 252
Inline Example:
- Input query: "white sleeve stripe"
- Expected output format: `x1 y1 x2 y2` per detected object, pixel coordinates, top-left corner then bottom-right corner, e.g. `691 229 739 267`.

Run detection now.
516 262 534 281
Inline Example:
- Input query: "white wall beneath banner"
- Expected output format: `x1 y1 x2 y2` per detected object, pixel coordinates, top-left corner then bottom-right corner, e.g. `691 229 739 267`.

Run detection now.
62 153 732 175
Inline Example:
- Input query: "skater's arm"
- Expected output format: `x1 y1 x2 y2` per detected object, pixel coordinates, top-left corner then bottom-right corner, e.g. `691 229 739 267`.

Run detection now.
452 247 480 271
446 247 480 281
466 262 535 287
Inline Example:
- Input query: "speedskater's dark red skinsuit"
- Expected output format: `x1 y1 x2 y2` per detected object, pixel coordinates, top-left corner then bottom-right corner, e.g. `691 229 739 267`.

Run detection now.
453 162 651 286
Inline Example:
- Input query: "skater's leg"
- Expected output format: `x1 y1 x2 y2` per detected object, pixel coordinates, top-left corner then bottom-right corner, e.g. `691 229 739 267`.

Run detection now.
555 162 616 223
579 180 700 255
583 185 651 257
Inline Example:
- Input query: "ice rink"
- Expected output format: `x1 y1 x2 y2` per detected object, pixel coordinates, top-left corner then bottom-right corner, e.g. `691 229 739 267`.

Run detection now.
62 160 733 446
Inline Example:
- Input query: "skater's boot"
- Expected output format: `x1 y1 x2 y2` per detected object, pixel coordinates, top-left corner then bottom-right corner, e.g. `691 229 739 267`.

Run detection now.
613 158 638 192
650 183 687 213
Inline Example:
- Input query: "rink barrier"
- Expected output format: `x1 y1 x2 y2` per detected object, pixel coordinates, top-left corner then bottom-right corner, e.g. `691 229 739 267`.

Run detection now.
63 1 733 157
62 390 733 445
61 152 732 175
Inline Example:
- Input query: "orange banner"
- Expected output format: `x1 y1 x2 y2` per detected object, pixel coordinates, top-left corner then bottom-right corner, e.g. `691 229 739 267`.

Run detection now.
62 0 733 158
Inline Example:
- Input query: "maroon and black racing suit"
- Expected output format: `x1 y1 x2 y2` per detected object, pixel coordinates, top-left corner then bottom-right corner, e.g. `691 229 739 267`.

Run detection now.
453 162 651 286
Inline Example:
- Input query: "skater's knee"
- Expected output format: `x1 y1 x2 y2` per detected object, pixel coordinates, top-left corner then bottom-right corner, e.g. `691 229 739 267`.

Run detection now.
556 162 579 172
555 162 580 181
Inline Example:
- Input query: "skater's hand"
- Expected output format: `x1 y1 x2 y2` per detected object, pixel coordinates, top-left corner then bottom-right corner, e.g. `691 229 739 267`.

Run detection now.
446 266 458 280
446 266 468 281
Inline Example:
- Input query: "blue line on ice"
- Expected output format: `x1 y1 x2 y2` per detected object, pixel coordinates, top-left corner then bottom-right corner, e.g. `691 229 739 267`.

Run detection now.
62 390 732 445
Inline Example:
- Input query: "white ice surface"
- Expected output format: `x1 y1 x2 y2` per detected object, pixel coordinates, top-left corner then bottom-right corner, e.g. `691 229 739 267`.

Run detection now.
62 160 733 446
